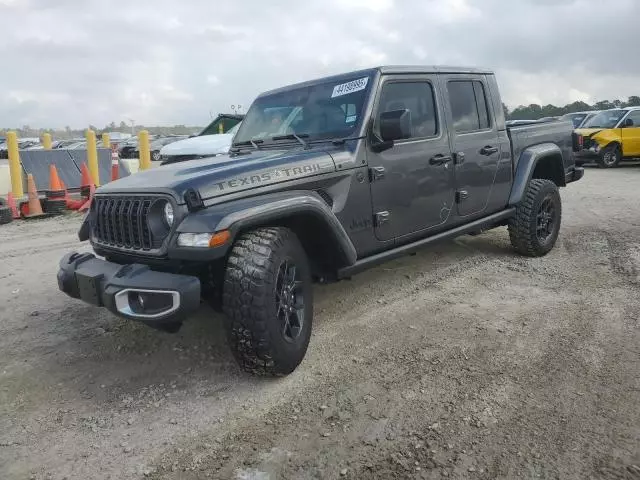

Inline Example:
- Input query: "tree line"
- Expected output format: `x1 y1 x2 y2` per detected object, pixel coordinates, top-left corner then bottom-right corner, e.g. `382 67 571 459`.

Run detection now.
4 95 640 139
505 96 640 121
0 121 203 140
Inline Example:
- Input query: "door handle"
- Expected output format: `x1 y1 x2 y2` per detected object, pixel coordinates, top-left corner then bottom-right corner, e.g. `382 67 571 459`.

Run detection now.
429 154 453 166
479 146 499 156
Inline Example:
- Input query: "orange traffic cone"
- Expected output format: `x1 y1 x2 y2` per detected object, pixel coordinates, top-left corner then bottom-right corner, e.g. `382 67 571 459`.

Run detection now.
45 165 67 216
24 174 45 218
80 162 93 198
48 165 64 191
7 192 20 219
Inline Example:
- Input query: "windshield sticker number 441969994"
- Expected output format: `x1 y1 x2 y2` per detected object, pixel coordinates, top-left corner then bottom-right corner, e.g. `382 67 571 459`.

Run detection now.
331 77 369 98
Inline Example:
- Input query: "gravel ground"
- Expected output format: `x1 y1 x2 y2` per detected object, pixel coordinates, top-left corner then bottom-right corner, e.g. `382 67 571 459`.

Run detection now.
1 165 639 480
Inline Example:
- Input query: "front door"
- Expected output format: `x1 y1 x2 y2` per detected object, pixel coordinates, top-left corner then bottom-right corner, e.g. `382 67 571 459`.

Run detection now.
442 76 501 217
621 110 640 157
368 76 456 241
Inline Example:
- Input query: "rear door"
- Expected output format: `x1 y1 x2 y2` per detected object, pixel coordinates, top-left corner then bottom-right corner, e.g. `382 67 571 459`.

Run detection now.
441 75 500 217
621 110 640 157
367 75 455 241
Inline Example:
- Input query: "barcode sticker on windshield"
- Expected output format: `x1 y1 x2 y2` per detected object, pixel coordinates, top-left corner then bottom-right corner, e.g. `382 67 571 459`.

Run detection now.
331 77 368 98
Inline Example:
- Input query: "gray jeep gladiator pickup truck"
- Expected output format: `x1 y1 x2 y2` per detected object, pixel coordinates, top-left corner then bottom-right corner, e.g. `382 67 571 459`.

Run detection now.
58 66 584 376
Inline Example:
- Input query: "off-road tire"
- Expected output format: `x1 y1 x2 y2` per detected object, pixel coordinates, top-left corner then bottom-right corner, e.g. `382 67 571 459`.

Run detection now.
597 143 621 168
152 150 161 162
222 227 313 376
0 206 12 225
508 179 561 257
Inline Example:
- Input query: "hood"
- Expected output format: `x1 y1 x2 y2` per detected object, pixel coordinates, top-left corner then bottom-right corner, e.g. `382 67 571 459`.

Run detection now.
575 128 605 137
98 147 339 202
159 133 234 156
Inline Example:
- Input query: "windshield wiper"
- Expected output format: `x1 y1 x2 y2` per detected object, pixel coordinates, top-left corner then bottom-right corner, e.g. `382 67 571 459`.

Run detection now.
272 133 310 149
328 135 367 146
230 138 263 152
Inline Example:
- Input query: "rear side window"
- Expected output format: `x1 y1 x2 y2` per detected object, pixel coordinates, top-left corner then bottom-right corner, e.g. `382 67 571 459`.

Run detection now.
375 81 438 139
448 80 492 133
625 110 640 126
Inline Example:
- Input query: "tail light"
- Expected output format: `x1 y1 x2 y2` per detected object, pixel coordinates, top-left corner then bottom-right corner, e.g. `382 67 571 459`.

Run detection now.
572 132 584 152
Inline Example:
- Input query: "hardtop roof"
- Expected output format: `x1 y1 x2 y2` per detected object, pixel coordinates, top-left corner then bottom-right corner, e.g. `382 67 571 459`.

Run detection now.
258 65 494 98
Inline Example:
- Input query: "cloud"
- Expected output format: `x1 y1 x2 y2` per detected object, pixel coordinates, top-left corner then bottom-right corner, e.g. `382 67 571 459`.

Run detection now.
0 0 638 128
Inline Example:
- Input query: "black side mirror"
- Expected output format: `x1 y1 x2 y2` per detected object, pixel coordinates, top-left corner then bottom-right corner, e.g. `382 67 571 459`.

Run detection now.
380 109 412 142
623 118 634 128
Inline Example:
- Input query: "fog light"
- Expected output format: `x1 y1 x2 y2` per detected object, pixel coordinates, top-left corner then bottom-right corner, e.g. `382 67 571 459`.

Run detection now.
114 289 180 318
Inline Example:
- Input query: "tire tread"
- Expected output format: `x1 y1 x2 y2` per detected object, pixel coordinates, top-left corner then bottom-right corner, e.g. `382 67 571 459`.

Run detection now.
222 227 304 376
508 179 560 257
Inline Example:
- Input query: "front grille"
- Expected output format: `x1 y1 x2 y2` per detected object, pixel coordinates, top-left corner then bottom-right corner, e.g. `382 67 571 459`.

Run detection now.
91 196 164 251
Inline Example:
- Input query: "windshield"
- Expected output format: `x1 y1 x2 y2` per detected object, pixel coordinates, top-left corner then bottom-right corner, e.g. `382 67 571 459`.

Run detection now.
200 116 242 136
582 110 626 129
562 113 588 128
227 122 241 136
232 75 372 146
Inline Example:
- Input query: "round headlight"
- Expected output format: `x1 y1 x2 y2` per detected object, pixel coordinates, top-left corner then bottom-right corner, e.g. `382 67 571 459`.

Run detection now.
163 202 174 227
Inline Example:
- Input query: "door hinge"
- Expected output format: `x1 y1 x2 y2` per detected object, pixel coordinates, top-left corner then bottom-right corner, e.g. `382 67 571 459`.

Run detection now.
369 166 386 182
374 211 390 227
456 190 469 203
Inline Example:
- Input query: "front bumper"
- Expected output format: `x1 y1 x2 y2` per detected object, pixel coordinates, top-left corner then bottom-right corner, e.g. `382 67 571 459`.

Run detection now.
574 146 600 163
57 252 201 324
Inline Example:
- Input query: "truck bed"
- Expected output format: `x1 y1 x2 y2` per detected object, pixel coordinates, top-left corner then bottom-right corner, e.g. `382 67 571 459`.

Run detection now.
507 119 577 174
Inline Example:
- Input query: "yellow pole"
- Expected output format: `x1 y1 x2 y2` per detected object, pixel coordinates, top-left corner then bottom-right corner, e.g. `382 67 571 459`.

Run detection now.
138 130 151 171
7 131 24 198
101 133 110 150
86 129 100 186
42 133 53 150
218 122 224 134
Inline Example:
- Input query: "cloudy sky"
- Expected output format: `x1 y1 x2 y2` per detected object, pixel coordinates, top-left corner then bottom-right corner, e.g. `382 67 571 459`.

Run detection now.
1 0 638 128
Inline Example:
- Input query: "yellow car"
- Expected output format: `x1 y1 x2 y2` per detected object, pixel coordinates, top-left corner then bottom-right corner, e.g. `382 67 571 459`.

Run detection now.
575 107 640 168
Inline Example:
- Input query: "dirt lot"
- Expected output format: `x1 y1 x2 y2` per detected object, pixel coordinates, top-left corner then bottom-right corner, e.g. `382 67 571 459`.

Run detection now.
1 166 639 480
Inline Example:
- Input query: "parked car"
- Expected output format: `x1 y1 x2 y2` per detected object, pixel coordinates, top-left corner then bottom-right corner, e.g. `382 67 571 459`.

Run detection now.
104 132 132 142
574 107 640 167
560 111 598 129
199 113 244 135
58 65 583 376
506 119 538 126
158 114 244 165
54 139 86 149
117 137 141 159
0 138 40 157
148 136 188 161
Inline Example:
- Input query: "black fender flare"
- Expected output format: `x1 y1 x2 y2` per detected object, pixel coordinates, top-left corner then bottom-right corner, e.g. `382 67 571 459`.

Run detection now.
508 143 566 206
173 190 357 266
